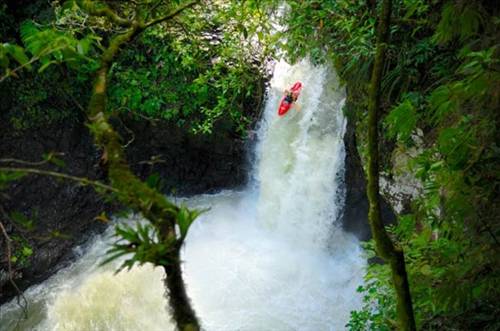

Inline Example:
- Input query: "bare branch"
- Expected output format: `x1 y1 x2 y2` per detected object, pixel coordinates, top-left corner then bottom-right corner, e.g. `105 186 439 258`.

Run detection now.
0 56 39 84
0 154 64 167
116 106 160 124
0 167 118 193
0 158 48 167
144 0 199 29
145 0 165 21
0 220 28 317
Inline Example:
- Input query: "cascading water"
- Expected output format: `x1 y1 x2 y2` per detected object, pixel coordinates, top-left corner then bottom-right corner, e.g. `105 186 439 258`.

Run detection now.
0 59 365 331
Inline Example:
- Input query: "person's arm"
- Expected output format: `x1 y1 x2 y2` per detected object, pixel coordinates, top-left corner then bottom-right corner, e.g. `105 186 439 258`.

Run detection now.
295 103 302 112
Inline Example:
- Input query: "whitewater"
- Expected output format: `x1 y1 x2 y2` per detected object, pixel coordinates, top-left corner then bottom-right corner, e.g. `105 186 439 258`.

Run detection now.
0 60 365 331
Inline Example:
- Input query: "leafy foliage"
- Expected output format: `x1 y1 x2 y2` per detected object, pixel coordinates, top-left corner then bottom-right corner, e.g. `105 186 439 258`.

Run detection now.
0 171 26 190
108 2 267 135
347 243 396 331
20 21 98 72
9 235 33 267
0 2 98 129
0 43 31 71
384 93 422 143
433 2 484 44
1 1 267 135
102 222 176 272
103 205 202 272
0 18 99 81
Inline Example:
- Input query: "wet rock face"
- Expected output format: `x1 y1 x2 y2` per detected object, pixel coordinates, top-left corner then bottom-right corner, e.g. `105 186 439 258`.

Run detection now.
116 115 249 196
0 119 110 304
0 116 249 304
341 116 396 241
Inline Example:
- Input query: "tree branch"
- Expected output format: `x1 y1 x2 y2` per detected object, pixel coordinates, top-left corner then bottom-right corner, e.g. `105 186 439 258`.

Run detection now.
77 2 202 328
78 0 133 27
0 158 48 167
0 167 118 193
0 153 65 167
0 220 28 317
0 45 72 84
144 0 199 28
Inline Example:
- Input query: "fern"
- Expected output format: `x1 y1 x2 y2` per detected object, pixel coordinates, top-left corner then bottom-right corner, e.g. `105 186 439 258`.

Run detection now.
19 20 98 73
433 2 484 44
384 93 420 143
102 222 176 272
20 21 42 55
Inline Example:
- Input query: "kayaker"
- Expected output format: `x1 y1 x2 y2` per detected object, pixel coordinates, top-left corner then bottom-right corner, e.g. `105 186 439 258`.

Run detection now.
283 89 301 111
278 81 303 116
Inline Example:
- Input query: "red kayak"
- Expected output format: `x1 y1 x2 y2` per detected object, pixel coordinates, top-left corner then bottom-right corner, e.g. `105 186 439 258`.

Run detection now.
278 81 303 116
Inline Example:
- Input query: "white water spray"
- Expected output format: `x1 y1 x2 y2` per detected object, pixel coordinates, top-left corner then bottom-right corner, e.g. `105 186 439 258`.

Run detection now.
0 60 365 331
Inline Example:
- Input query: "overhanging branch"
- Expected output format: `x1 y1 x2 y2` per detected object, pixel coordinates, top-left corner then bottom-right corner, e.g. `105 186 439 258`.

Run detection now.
0 167 118 193
78 0 134 27
144 0 199 28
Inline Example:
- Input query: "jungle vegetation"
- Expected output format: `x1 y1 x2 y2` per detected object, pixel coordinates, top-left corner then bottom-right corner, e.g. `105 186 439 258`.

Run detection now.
1 0 499 330
267 0 499 330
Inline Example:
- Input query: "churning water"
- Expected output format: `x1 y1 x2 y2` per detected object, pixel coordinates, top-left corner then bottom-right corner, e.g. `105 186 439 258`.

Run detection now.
0 60 365 331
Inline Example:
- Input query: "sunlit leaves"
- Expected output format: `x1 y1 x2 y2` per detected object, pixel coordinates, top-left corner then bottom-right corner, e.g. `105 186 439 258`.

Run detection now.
108 6 264 136
0 18 100 80
0 43 31 69
10 236 34 267
176 205 203 241
102 222 176 272
102 205 203 271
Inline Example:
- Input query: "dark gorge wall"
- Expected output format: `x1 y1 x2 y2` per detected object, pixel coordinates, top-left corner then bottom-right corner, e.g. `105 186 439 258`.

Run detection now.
0 115 249 304
117 114 249 195
0 119 110 303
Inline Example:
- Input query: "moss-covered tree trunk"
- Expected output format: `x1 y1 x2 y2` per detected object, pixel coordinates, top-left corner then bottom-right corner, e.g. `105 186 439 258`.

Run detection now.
83 2 200 330
88 34 200 331
366 0 417 330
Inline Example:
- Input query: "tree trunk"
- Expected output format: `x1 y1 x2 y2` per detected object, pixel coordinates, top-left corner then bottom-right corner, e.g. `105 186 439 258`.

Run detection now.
366 0 417 330
163 247 200 331
86 24 200 331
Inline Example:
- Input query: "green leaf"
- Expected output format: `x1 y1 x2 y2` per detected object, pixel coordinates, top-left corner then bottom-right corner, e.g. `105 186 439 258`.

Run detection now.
10 211 34 230
384 98 418 142
4 43 32 70
22 246 33 257
176 206 204 240
419 264 432 276
0 44 9 68
38 60 57 73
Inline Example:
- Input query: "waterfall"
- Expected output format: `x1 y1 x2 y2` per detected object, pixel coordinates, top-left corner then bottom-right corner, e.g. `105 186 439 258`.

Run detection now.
0 60 365 331
254 59 347 248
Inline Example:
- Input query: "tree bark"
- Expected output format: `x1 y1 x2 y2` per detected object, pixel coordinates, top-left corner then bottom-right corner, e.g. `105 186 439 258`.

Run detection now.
163 247 200 331
366 0 417 330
